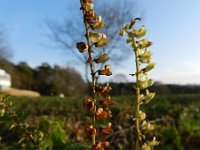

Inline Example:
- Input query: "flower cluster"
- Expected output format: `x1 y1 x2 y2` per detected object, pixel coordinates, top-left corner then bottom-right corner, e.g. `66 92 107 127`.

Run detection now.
119 18 159 150
78 0 113 149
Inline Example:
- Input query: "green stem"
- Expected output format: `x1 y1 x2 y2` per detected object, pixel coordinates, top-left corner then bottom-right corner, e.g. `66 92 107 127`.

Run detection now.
80 0 96 145
132 37 142 149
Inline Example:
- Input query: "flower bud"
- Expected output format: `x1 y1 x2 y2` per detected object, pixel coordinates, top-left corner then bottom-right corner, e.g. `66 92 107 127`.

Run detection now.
142 121 155 131
134 26 147 38
136 39 152 48
142 63 155 73
148 137 159 146
95 37 110 47
84 3 94 11
97 16 102 22
139 50 152 64
138 78 154 89
119 29 126 36
138 111 146 121
91 17 105 30
142 143 150 150
144 90 155 104
89 32 102 43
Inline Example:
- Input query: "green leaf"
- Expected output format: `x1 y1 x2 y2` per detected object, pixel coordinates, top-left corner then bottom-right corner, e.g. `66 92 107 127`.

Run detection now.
9 124 16 130
0 109 5 117
18 137 25 144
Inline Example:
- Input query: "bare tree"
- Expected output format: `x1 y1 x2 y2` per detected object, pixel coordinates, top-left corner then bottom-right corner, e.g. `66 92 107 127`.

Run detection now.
45 0 139 82
0 27 12 60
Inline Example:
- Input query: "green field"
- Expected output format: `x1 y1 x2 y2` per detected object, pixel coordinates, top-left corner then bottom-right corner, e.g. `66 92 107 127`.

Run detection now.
1 94 200 150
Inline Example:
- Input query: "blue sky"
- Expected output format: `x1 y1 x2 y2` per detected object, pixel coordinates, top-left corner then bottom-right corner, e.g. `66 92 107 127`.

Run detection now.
0 0 200 84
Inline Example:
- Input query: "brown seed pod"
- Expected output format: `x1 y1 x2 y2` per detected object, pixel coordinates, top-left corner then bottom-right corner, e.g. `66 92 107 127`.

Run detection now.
96 111 108 121
83 0 92 3
93 142 104 150
95 108 111 121
82 98 95 111
76 42 88 53
100 96 113 106
101 141 110 148
85 125 96 136
101 122 113 134
92 141 110 150
85 10 96 24
95 83 112 98
98 65 112 76
102 127 113 134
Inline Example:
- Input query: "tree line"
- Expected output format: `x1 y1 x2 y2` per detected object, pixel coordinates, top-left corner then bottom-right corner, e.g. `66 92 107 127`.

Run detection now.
0 59 86 96
0 59 200 96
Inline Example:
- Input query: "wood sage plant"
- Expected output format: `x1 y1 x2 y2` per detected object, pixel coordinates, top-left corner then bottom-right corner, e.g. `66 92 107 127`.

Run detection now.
77 0 113 149
119 18 159 150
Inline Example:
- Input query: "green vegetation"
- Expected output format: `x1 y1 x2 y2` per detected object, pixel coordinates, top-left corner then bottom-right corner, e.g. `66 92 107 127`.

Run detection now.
0 94 199 149
1 1 200 149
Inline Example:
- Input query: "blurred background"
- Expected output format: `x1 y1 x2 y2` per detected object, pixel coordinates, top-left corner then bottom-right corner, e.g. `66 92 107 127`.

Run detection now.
0 0 200 149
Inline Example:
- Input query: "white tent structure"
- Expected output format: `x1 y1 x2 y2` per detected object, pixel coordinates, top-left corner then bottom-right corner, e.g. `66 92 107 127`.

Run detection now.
0 69 11 90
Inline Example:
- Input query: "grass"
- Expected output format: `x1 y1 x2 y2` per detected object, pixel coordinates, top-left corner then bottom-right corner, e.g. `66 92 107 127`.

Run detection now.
1 94 200 149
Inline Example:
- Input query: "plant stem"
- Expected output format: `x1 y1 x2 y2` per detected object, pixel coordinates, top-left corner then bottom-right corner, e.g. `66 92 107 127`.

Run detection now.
80 0 96 145
85 23 96 146
132 37 142 149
